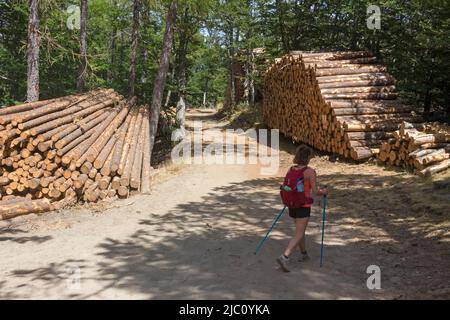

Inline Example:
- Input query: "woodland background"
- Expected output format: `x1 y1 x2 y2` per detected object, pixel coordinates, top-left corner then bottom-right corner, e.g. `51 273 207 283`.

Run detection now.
0 0 449 120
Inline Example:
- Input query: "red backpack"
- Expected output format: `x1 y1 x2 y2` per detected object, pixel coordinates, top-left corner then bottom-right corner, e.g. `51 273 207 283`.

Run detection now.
280 166 314 208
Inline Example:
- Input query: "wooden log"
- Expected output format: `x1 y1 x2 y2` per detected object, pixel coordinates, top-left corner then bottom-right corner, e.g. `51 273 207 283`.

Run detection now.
49 110 103 143
117 185 129 197
117 109 139 176
40 176 56 188
88 168 98 179
130 111 146 189
0 93 94 125
302 56 377 65
414 149 448 167
411 133 450 145
141 113 151 194
345 131 394 141
334 106 412 116
74 174 89 190
0 198 53 220
323 92 397 100
55 110 112 150
99 143 115 177
347 139 386 148
316 73 392 84
111 176 121 190
63 108 120 165
30 96 120 139
0 96 62 116
418 142 450 151
56 125 97 157
295 51 373 60
336 114 420 123
120 108 143 186
98 175 112 190
0 176 10 186
107 188 117 198
19 91 117 132
399 122 426 136
409 148 436 159
86 101 132 164
321 85 396 95
85 182 99 202
93 137 117 170
419 159 450 176
318 78 394 89
80 161 93 175
110 111 134 174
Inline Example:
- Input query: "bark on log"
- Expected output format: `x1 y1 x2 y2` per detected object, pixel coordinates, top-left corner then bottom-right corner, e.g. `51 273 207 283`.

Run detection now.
140 112 151 194
109 111 133 174
86 101 133 164
0 198 53 220
120 108 143 186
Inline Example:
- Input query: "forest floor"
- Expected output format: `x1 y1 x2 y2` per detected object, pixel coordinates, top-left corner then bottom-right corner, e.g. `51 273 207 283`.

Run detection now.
0 109 449 299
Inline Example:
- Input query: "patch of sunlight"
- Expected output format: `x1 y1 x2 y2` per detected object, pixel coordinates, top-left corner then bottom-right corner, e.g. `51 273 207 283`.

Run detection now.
323 238 348 246
308 291 333 299
269 234 290 241
391 217 419 223
337 296 357 300
339 217 365 224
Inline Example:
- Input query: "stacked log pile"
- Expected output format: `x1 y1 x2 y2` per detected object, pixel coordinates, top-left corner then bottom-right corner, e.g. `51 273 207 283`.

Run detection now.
0 89 152 220
378 122 450 176
263 51 422 161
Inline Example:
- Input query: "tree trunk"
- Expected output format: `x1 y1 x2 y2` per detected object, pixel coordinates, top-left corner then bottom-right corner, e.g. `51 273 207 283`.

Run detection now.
423 88 432 119
77 0 88 93
128 0 141 98
107 0 117 84
148 2 177 160
203 78 209 107
227 22 236 109
275 0 289 53
26 0 40 102
176 7 189 103
107 26 116 83
140 1 150 101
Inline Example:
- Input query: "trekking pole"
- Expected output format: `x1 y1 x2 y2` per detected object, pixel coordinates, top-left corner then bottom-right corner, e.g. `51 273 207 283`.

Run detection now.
319 194 327 267
254 205 287 255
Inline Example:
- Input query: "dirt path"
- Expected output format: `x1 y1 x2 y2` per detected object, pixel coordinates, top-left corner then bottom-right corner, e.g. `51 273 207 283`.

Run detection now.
0 109 448 299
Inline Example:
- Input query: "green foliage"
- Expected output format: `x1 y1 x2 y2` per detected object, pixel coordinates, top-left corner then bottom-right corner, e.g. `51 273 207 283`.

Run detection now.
0 0 448 119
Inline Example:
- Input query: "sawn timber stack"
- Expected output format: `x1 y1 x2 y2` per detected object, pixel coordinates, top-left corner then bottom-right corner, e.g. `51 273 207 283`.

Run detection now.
0 89 152 220
263 51 422 161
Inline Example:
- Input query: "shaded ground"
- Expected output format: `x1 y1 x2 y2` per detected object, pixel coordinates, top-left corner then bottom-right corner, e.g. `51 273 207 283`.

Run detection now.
0 109 448 299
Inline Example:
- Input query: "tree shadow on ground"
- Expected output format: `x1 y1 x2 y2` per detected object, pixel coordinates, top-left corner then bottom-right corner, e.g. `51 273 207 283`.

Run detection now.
0 227 53 244
92 163 448 299
3 171 448 299
78 174 449 298
91 176 376 299
0 235 52 244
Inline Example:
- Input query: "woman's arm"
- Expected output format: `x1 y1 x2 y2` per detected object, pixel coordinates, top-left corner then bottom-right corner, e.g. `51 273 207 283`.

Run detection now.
307 168 327 196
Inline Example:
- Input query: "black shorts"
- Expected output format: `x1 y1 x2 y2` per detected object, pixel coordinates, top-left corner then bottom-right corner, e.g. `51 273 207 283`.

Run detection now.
288 207 311 219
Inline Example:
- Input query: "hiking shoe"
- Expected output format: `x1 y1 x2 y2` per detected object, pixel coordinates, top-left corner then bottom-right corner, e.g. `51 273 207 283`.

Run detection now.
298 252 310 262
276 255 290 272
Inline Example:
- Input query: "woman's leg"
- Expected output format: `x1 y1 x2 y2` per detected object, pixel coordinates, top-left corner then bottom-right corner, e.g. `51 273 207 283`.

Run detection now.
298 228 307 253
283 217 309 257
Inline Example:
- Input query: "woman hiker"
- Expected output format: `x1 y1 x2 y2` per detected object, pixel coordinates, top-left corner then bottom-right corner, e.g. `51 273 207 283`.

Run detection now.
277 144 328 272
